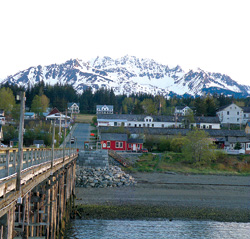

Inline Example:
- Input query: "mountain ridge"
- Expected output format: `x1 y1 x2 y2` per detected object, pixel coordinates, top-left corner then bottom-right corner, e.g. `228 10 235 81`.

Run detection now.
1 55 249 97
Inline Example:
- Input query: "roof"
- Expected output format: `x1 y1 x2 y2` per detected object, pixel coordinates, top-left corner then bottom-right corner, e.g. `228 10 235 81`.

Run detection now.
175 106 190 110
47 107 60 116
194 116 220 124
127 138 143 144
25 112 35 116
99 127 247 138
242 107 250 113
68 102 80 108
216 103 242 112
100 133 128 141
96 105 114 110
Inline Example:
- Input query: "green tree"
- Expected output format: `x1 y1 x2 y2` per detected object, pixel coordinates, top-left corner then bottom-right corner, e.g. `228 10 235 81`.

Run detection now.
122 97 134 114
31 94 50 115
2 125 17 143
182 129 215 163
132 101 145 114
234 142 242 150
170 136 187 153
0 87 16 114
141 98 157 115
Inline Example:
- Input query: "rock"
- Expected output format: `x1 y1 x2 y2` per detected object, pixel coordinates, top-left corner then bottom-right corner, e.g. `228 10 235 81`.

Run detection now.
75 166 136 188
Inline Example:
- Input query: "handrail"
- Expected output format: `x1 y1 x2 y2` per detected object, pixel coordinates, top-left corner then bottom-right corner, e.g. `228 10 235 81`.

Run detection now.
0 148 78 197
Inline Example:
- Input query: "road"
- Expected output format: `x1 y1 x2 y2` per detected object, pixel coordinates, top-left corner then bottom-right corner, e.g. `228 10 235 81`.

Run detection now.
66 123 92 149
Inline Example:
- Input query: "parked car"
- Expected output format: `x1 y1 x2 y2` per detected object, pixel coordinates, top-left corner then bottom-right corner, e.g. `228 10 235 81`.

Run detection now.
0 143 7 148
139 148 148 153
70 138 75 144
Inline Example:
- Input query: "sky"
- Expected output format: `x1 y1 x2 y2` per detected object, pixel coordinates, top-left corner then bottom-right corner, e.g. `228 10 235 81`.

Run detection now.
0 0 250 85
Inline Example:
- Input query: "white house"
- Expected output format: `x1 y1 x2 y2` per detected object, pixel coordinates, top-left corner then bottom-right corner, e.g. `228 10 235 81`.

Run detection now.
216 103 244 125
96 105 113 114
175 106 193 116
67 103 80 114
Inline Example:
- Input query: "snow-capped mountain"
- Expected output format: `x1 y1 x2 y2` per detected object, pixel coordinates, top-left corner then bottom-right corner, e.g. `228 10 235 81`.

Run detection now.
1 55 250 97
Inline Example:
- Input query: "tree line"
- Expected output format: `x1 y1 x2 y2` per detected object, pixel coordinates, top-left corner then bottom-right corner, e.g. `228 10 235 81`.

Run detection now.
1 81 250 117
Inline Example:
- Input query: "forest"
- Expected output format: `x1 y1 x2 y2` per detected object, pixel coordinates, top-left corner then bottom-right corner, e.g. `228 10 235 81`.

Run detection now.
1 81 250 117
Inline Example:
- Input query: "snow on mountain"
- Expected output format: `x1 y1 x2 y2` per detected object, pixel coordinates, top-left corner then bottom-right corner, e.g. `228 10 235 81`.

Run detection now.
1 56 250 97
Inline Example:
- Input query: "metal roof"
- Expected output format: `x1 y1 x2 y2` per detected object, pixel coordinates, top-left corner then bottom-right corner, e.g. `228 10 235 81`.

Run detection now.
100 133 128 141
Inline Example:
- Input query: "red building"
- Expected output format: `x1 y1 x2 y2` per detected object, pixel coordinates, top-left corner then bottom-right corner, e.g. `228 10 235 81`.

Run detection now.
127 138 143 152
100 133 143 151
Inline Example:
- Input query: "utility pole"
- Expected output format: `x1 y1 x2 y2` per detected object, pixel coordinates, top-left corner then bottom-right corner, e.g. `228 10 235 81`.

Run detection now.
16 92 25 191
51 120 55 169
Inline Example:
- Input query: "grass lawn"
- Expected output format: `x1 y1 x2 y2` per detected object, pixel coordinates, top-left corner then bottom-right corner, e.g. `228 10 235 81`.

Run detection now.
75 114 95 123
127 152 250 175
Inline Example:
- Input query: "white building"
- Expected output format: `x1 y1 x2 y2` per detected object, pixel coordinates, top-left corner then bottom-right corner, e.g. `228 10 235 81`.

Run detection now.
175 106 193 116
216 103 244 125
97 114 221 129
96 105 113 114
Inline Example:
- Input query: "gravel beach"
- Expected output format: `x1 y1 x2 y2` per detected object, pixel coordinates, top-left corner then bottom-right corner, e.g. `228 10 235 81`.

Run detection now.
75 172 250 221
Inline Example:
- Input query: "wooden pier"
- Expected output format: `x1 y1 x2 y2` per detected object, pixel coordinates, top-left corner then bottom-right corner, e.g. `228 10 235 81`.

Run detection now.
0 147 78 238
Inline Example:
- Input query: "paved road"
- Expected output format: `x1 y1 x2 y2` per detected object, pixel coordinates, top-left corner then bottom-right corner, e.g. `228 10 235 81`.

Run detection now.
66 123 92 149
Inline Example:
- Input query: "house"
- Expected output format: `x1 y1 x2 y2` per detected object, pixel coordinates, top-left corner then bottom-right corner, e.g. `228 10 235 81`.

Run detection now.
33 140 45 148
127 138 143 152
242 107 250 124
100 133 143 151
100 133 127 151
175 106 193 116
67 103 80 114
24 112 36 120
216 103 244 125
96 105 113 114
46 108 71 126
97 114 221 130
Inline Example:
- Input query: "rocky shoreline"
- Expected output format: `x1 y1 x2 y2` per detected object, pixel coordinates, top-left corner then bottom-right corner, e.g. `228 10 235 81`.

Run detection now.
76 166 136 188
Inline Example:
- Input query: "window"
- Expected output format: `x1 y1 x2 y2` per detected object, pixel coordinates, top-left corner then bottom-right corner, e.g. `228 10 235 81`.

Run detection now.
115 142 123 148
152 124 154 127
209 125 212 129
227 111 229 115
203 125 206 129
114 122 117 126
237 112 239 115
135 124 137 127
139 124 141 127
128 123 131 126
107 141 110 148
162 124 164 128
137 144 140 149
128 144 131 148
147 124 150 127
247 143 250 149
143 124 145 127
146 119 148 122
237 118 239 122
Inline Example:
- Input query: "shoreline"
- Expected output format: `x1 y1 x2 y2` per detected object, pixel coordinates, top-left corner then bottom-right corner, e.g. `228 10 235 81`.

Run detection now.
75 172 250 222
76 204 250 222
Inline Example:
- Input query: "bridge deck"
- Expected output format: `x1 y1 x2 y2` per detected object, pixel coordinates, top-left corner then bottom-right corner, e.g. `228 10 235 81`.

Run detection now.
0 148 78 218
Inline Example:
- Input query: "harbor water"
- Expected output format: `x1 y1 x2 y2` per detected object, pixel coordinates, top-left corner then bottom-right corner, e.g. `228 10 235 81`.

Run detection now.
65 219 250 239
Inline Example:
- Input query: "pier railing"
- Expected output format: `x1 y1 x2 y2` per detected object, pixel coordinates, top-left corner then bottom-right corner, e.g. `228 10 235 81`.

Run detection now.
0 148 78 198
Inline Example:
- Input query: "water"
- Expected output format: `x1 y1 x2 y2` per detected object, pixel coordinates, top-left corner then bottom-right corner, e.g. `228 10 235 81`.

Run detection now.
65 219 250 239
